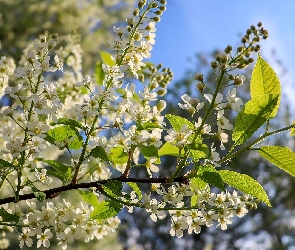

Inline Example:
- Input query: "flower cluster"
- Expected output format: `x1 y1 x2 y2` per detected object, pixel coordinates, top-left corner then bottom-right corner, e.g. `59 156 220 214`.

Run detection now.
137 183 257 237
4 200 119 249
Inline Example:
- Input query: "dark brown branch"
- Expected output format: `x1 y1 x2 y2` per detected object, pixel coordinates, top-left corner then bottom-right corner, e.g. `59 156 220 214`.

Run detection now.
0 175 187 205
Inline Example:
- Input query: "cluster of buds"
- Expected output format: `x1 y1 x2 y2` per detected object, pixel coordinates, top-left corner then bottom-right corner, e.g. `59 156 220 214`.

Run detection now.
211 22 269 72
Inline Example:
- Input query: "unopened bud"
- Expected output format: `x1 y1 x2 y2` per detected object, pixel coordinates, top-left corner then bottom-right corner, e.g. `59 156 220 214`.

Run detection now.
211 61 218 69
196 82 205 93
194 73 204 82
157 88 167 96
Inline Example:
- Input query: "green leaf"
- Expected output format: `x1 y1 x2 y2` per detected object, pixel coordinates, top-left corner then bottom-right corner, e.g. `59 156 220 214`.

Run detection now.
45 125 83 150
34 191 46 202
140 145 158 158
233 94 279 145
189 144 209 161
190 177 207 190
103 180 123 198
158 142 185 157
0 159 16 170
90 200 122 219
0 208 19 222
197 165 224 191
98 50 116 66
50 118 85 130
137 121 163 131
95 62 105 85
78 190 99 207
90 146 109 162
250 54 281 117
108 146 128 164
126 182 142 200
258 146 295 177
38 159 72 184
290 120 295 136
165 114 194 132
219 170 271 207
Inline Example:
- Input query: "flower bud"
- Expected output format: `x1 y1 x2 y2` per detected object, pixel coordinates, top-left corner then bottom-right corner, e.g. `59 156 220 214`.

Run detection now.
189 98 200 107
196 82 205 93
234 74 246 86
159 5 166 11
211 61 218 69
151 2 158 8
217 53 228 63
194 73 204 82
224 45 232 54
152 16 161 22
160 0 167 4
133 8 140 16
157 88 167 96
138 73 144 82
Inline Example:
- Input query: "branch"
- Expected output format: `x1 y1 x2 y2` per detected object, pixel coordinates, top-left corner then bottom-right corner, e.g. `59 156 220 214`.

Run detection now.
0 175 188 205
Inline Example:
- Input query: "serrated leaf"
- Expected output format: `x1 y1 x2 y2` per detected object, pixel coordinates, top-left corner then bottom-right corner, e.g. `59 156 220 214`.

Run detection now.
197 165 224 191
45 125 83 150
126 182 142 200
219 170 271 207
78 190 99 207
166 114 194 132
258 146 295 177
290 120 295 136
91 146 109 162
98 50 116 66
140 145 158 158
38 159 72 184
90 200 122 219
95 62 105 85
233 94 279 145
137 121 163 131
158 142 185 157
0 159 16 170
0 208 19 222
103 180 123 198
34 191 46 202
189 144 209 161
51 118 85 130
190 177 207 190
108 146 128 164
250 54 281 117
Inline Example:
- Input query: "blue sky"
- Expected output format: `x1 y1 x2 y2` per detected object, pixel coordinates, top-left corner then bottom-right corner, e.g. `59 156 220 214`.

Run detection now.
150 0 295 107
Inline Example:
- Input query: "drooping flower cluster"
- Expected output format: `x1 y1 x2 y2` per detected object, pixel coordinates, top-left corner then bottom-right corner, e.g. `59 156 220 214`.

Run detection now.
3 200 119 249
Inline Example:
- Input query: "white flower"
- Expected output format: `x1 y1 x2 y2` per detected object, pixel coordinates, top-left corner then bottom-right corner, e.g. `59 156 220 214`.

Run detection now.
164 124 192 147
217 110 233 130
19 228 35 249
37 229 53 248
226 88 243 112
204 93 226 109
145 157 159 176
178 94 204 114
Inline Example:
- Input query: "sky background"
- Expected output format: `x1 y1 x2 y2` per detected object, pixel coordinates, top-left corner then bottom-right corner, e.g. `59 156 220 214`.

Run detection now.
150 0 295 111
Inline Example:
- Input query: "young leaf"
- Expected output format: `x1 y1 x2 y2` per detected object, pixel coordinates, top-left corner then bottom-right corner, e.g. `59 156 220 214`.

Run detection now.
158 142 184 157
0 159 16 170
90 146 109 162
189 143 209 161
219 170 271 207
165 114 194 132
290 120 295 136
233 94 279 145
98 50 116 66
78 190 99 207
250 54 281 117
38 159 72 184
258 146 295 177
137 121 163 131
45 125 83 150
140 145 158 158
108 146 128 164
197 165 224 191
0 208 19 222
190 177 208 191
95 62 105 85
126 182 142 200
103 180 123 198
90 200 122 219
50 118 85 130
